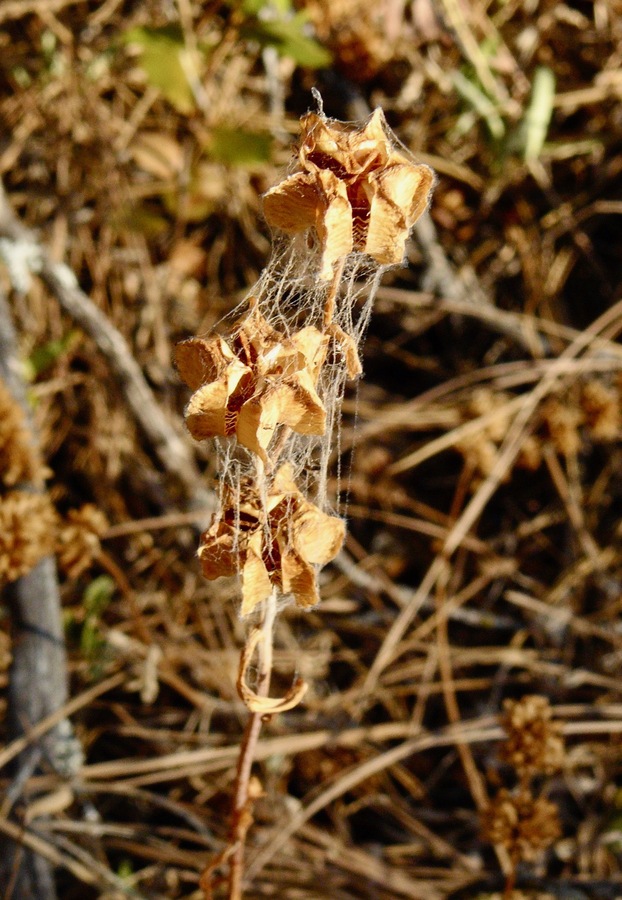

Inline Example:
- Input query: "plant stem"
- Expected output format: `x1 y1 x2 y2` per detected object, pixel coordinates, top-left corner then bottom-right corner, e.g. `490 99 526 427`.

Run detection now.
227 589 277 900
323 258 345 329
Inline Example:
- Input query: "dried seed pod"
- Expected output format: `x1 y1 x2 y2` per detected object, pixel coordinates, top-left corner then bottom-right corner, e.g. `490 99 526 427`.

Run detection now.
500 695 565 779
482 787 561 863
176 307 329 463
198 464 344 615
263 107 435 280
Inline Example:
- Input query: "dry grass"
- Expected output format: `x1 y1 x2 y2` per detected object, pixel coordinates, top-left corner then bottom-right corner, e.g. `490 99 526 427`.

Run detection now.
2 1 622 898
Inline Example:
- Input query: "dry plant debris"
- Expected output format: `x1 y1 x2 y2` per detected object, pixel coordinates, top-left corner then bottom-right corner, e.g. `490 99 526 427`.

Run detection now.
1 0 622 898
482 696 565 895
178 99 433 894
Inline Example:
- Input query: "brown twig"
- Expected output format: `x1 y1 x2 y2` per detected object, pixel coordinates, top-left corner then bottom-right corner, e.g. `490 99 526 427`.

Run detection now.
200 590 278 899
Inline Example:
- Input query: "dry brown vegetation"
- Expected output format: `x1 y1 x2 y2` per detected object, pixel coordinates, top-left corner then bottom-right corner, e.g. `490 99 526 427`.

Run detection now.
2 1 622 898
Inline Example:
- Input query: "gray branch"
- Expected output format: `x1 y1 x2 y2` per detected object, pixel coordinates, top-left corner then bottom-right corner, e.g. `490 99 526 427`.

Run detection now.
0 285 81 900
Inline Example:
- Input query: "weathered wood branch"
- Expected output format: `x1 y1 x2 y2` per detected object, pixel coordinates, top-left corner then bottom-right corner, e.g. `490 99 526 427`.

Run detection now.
0 285 81 900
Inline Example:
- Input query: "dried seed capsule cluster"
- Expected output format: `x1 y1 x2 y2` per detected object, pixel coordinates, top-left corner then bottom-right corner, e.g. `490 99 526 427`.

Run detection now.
177 102 434 616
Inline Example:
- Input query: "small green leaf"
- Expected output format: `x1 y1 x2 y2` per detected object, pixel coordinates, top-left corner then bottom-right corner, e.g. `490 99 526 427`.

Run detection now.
80 615 105 660
522 66 556 161
117 859 134 879
207 127 272 166
241 14 331 68
83 574 115 617
121 25 198 114
452 69 505 141
25 331 79 380
239 0 292 14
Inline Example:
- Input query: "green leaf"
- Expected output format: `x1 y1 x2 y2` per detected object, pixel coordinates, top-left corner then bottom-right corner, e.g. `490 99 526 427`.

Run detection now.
121 25 197 114
83 574 115 617
207 127 272 166
241 14 331 68
522 66 556 161
25 331 79 380
239 0 292 15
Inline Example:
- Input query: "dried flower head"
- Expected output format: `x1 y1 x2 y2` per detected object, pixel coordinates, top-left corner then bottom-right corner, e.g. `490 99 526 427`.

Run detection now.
57 503 109 579
500 695 565 779
482 787 561 863
542 397 582 457
175 304 328 463
0 379 48 487
0 491 57 582
198 464 345 615
263 107 435 280
581 379 620 440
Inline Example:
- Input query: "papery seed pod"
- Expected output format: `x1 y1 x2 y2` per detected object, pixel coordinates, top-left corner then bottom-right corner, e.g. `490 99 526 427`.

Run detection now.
263 107 435 280
198 465 344 615
176 308 329 463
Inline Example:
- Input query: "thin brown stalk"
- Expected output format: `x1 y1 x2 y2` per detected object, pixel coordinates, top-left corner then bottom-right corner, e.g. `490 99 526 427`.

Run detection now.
322 258 345 329
200 590 277 900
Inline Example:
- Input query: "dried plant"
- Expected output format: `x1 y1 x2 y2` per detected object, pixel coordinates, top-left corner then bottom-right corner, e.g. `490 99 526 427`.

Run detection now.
176 95 434 899
56 503 109 580
500 695 565 782
0 490 57 582
0 377 48 487
483 787 562 867
0 377 57 582
483 696 564 899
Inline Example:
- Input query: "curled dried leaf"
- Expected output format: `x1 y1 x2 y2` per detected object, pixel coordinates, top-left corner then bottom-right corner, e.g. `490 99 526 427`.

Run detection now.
238 627 308 713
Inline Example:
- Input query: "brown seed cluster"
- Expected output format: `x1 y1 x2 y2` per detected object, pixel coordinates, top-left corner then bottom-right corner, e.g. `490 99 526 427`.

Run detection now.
500 695 565 780
482 695 564 873
457 377 622 486
177 104 435 617
263 107 434 280
0 490 58 582
0 378 48 487
0 377 109 584
0 379 56 581
483 788 561 864
56 504 109 580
